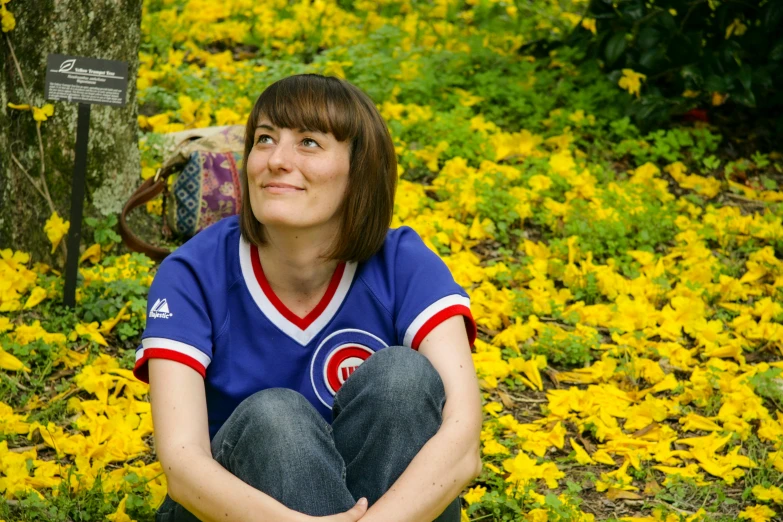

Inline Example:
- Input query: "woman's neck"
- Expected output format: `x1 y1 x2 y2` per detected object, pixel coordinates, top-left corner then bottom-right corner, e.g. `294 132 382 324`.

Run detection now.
257 225 340 298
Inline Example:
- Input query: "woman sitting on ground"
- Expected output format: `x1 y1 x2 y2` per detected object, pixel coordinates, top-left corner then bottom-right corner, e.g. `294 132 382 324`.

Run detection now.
134 73 483 522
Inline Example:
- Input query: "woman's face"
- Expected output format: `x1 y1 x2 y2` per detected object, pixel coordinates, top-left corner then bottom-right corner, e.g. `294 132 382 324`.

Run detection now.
246 119 351 236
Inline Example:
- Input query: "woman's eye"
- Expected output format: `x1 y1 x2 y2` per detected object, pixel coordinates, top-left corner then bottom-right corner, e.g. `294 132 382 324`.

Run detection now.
302 137 319 148
256 134 273 144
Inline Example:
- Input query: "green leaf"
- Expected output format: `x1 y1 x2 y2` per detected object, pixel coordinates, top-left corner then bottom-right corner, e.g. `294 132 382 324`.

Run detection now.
738 64 752 92
604 33 627 67
764 2 783 31
704 75 728 93
639 47 665 70
637 27 660 50
658 11 677 32
733 90 757 108
770 40 783 62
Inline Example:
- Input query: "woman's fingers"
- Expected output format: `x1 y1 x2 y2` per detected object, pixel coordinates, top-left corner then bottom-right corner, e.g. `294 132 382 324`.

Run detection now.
313 497 368 521
345 498 368 520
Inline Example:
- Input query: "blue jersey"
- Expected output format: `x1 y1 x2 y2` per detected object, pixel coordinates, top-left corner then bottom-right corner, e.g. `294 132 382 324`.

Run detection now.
134 216 476 440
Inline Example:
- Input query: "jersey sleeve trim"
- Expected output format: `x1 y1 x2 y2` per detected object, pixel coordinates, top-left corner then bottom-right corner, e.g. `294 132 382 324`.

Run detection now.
404 295 478 350
133 337 211 383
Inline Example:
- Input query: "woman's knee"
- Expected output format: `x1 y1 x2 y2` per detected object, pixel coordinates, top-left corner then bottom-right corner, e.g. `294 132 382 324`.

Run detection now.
217 388 328 449
338 346 445 409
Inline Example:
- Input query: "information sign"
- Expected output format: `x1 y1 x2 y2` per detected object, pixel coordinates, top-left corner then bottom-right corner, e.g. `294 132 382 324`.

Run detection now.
45 54 128 106
45 54 128 307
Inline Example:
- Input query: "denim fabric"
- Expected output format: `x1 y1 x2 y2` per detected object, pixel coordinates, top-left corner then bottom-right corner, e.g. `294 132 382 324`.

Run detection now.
156 346 462 521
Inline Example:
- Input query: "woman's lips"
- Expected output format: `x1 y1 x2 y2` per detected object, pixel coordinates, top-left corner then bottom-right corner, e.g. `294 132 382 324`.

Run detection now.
263 183 304 194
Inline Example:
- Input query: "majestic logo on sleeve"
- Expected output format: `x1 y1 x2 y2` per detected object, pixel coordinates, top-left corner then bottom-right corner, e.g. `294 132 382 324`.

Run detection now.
310 329 388 408
149 298 173 319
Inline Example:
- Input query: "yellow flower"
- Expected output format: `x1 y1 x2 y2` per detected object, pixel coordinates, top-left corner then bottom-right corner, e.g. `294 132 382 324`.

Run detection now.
146 198 163 216
739 505 776 522
7 102 30 111
322 60 353 79
0 347 30 373
412 141 449 172
482 438 510 456
106 494 134 522
581 18 596 35
0 317 12 333
1 6 15 32
74 322 109 347
32 104 55 122
454 88 484 107
528 175 553 193
23 287 47 309
215 107 242 126
79 244 102 264
618 69 647 98
570 438 595 465
525 509 548 522
725 18 747 39
712 92 728 106
752 485 783 505
463 485 486 505
44 211 70 253
483 401 503 417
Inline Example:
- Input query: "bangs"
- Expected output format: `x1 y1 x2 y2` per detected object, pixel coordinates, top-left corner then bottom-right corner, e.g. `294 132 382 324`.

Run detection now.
251 74 360 142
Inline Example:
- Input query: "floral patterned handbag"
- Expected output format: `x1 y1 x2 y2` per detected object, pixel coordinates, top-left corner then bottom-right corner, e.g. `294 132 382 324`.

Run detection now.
120 125 245 261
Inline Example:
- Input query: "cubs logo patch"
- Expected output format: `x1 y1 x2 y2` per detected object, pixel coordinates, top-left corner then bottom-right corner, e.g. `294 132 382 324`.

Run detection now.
310 329 388 408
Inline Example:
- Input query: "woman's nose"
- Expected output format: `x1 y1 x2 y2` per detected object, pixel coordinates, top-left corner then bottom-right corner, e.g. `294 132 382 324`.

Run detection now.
267 137 294 171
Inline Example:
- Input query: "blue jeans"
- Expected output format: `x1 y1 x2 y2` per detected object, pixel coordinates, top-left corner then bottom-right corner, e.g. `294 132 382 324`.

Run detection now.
155 346 462 521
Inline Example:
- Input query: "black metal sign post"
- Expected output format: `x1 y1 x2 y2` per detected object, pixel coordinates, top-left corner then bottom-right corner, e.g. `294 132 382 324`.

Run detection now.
45 54 128 307
63 103 91 307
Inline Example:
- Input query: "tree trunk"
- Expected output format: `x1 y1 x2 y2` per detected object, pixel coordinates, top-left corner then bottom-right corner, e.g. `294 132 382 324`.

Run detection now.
0 0 143 263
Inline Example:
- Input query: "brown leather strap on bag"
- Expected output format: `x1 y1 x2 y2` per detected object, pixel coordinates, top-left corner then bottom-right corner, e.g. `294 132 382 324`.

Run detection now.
119 165 178 262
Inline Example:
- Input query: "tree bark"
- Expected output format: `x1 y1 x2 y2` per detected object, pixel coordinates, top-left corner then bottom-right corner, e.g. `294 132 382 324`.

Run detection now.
0 0 143 263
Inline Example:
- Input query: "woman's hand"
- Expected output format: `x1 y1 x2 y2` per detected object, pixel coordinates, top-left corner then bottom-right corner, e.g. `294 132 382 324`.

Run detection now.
309 498 368 521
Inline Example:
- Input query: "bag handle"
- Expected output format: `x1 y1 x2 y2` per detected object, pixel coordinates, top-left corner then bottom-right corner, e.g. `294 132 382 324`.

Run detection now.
119 164 177 261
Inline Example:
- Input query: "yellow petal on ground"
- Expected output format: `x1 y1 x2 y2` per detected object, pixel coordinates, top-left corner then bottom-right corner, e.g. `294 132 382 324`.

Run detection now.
679 413 722 432
75 322 109 347
753 485 783 505
53 347 89 369
557 358 616 384
739 505 776 522
0 347 30 373
592 449 617 466
79 243 102 264
106 494 134 522
677 433 733 454
570 437 595 465
463 485 487 505
99 303 132 335
510 357 543 390
0 317 12 332
606 488 642 500
22 286 47 309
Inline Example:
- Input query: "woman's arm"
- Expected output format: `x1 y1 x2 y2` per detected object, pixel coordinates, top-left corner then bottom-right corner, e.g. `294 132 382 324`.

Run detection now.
149 359 367 522
359 315 483 522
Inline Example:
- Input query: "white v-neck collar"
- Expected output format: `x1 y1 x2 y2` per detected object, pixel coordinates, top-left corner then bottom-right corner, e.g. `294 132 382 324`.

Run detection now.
238 236 357 345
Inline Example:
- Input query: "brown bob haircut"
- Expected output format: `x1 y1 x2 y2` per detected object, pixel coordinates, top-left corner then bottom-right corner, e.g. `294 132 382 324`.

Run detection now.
239 74 397 263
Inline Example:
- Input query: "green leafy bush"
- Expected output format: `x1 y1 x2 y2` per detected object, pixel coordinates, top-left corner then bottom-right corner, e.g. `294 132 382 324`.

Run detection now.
579 0 783 130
